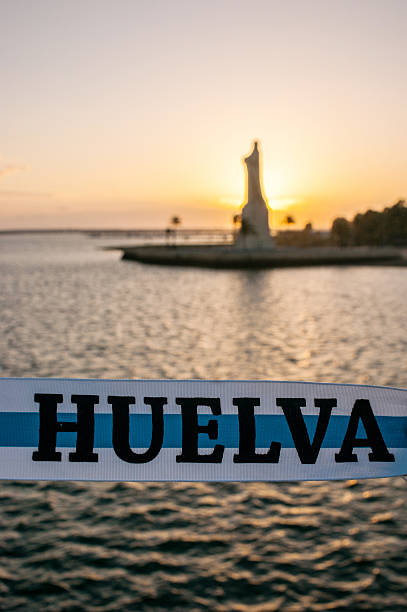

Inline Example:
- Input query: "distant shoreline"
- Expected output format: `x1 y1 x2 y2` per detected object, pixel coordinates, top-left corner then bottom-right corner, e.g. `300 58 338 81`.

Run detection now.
0 228 233 236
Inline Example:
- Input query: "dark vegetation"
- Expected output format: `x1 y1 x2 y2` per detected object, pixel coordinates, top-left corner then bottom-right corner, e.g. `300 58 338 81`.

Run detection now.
275 200 407 248
275 223 331 247
331 200 407 247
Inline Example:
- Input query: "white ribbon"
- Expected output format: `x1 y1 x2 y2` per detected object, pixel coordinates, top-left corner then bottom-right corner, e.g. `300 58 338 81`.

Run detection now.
0 378 406 481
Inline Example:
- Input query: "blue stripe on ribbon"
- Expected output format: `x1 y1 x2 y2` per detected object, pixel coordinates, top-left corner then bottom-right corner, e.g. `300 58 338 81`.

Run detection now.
0 413 406 449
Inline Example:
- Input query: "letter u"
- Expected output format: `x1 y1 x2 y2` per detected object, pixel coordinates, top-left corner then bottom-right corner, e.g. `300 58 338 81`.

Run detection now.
108 396 166 463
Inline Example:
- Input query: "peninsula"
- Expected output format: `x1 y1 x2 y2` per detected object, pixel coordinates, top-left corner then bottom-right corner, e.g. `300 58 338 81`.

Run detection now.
119 142 403 268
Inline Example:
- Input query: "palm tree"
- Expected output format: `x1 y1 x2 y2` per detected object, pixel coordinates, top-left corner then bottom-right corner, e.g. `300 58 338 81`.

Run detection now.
282 214 295 226
170 215 181 244
232 214 241 238
240 217 255 235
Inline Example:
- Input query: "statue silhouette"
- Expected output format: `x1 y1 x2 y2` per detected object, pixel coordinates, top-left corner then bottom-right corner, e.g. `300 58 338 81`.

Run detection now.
235 140 273 248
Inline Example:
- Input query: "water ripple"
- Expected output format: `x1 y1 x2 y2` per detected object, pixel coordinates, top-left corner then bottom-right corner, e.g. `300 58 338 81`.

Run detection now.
0 234 407 610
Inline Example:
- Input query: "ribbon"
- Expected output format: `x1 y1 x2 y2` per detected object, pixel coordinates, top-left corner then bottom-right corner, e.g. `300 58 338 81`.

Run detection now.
0 378 406 481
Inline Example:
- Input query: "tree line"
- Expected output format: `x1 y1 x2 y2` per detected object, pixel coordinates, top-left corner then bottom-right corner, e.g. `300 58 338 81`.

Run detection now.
331 200 407 247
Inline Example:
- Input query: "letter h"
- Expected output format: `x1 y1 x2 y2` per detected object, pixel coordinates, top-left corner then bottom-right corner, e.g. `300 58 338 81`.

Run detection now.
32 393 99 462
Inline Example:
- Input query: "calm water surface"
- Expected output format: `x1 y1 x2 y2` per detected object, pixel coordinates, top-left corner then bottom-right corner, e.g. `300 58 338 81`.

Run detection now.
0 233 406 610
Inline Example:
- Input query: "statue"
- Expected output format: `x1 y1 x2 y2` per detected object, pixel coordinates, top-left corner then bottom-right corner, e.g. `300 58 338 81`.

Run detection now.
235 140 274 248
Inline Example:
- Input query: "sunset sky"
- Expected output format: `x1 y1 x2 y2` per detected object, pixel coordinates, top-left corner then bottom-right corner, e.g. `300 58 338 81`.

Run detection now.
1 0 406 230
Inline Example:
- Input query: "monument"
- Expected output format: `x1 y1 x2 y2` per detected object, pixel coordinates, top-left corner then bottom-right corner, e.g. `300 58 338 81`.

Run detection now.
118 139 403 268
235 140 274 248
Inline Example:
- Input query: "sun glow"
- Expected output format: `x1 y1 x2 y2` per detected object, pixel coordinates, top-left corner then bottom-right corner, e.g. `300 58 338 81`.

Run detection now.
269 196 303 211
219 194 303 213
218 196 243 208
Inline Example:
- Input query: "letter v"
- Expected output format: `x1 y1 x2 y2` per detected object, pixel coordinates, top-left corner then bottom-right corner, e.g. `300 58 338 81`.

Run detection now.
276 398 336 464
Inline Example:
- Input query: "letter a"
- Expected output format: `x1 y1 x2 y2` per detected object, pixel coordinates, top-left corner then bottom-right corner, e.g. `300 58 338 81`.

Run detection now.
335 399 395 463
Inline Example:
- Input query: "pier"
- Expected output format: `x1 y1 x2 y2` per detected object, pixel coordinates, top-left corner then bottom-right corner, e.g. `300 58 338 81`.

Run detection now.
119 245 404 269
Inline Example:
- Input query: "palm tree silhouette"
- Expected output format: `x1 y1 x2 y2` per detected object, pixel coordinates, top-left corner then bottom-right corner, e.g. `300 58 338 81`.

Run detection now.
282 214 295 226
170 216 181 244
232 214 241 238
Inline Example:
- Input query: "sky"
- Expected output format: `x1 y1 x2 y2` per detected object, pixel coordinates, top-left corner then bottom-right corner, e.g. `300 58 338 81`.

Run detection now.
0 0 406 230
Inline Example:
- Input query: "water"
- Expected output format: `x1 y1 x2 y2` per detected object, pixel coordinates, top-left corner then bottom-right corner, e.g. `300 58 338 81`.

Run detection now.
0 233 406 610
